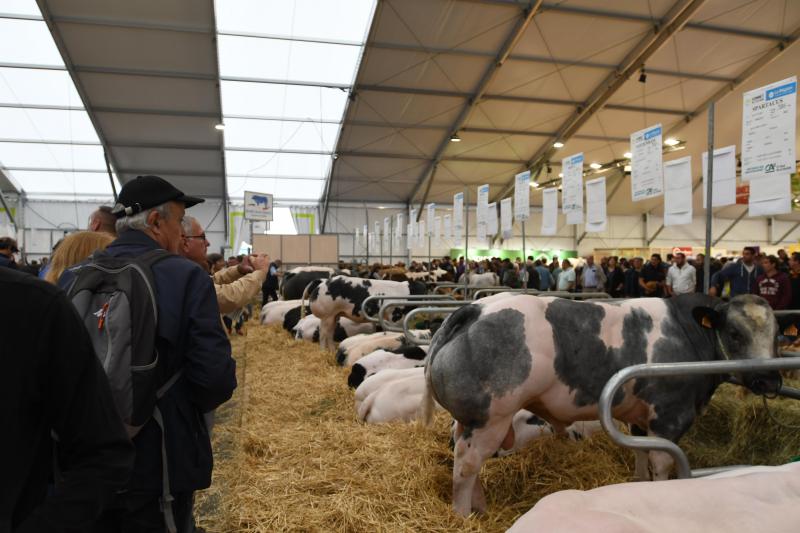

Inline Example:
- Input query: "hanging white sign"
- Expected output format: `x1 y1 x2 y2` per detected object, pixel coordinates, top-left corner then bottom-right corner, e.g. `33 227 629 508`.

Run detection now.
663 155 693 227
443 214 452 240
749 173 792 216
408 209 417 239
384 217 390 241
395 213 403 241
561 153 583 223
417 220 426 248
354 227 360 248
585 177 607 233
426 203 436 236
434 216 442 241
702 145 737 208
486 202 498 236
375 221 381 242
362 224 368 247
742 76 797 180
541 188 558 236
630 123 664 201
514 170 531 221
476 184 489 240
453 192 464 231
406 222 413 249
500 197 513 239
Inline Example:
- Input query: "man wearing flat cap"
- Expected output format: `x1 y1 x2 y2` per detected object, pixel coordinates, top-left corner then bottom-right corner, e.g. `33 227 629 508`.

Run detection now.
60 175 237 533
0 236 19 269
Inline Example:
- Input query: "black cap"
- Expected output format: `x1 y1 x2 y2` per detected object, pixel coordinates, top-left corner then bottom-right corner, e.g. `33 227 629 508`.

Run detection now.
111 175 204 218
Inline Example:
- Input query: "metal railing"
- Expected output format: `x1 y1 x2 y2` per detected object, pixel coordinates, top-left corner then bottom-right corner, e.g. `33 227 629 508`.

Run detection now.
378 300 467 332
598 357 800 480
403 306 464 345
361 294 455 323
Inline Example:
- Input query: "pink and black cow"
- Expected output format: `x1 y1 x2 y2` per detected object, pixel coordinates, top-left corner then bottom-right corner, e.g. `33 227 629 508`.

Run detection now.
421 293 780 516
309 275 427 351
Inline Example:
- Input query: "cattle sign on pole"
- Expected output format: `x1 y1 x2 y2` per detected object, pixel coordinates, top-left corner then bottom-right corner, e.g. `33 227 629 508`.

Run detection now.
704 103 715 295
244 191 274 221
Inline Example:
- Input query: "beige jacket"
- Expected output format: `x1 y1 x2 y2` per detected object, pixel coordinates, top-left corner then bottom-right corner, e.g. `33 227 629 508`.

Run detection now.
212 266 267 314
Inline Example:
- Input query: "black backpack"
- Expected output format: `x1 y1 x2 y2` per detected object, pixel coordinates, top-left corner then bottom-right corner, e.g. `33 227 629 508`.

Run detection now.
65 248 182 532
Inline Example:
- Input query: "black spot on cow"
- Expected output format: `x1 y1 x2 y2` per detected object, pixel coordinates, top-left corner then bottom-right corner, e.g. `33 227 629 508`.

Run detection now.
334 323 348 342
546 299 652 407
363 279 372 287
326 277 371 317
525 413 545 426
428 306 532 431
392 345 427 360
348 364 366 389
408 280 427 295
281 272 328 300
282 305 309 332
312 327 320 343
335 347 348 366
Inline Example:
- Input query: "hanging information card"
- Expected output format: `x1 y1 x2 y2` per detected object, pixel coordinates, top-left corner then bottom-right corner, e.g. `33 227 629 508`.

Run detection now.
749 174 792 216
433 216 442 242
395 213 403 243
541 188 558 236
384 217 390 242
702 145 737 208
354 227 360 249
426 203 436 236
443 214 452 240
486 202 498 237
406 223 413 249
663 156 693 226
742 76 796 180
514 170 531 221
500 197 513 239
631 124 664 201
453 192 464 244
585 177 607 233
476 184 489 240
408 209 417 241
562 153 584 224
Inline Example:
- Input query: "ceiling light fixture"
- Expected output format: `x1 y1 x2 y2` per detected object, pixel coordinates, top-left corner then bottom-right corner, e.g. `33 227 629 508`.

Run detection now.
624 151 632 159
590 162 602 170
664 138 680 147
553 141 565 148
558 173 564 178
214 123 225 131
624 164 632 172
638 67 647 84
449 133 461 142
531 181 540 188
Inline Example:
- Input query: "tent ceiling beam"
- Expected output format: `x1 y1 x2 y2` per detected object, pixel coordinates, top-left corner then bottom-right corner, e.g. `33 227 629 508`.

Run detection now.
712 207 748 246
337 150 526 165
495 0 706 202
208 0 228 238
773 221 800 245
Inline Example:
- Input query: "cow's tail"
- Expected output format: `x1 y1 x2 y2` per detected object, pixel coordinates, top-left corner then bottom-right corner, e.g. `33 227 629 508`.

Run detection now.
419 364 436 427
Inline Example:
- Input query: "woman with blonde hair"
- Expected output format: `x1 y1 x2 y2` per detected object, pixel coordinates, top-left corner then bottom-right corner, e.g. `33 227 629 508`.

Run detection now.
45 231 114 284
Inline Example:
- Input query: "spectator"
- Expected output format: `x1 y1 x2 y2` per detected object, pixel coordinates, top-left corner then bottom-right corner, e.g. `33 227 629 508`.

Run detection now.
551 260 563 290
666 252 696 296
441 256 455 274
207 252 225 274
525 256 540 290
0 236 19 268
693 253 708 293
44 231 114 284
369 263 382 280
262 258 282 304
754 255 791 310
777 249 790 273
556 259 576 292
226 255 240 268
789 252 800 310
580 255 606 292
180 216 269 314
549 256 560 272
710 246 763 298
502 263 522 288
1 267 135 531
60 175 237 532
605 257 625 297
88 205 118 236
20 259 40 277
456 256 465 277
640 254 667 297
624 257 643 298
535 260 552 291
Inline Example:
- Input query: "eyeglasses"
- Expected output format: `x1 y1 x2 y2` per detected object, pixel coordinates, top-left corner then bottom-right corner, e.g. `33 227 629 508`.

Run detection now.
184 234 207 241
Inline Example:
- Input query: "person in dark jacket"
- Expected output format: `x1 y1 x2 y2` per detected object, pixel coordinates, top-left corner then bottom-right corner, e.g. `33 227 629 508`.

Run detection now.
604 256 625 297
640 254 667 297
753 255 792 310
0 236 18 268
710 247 763 298
59 176 237 533
790 252 800 310
1 267 134 532
623 257 643 298
262 259 281 303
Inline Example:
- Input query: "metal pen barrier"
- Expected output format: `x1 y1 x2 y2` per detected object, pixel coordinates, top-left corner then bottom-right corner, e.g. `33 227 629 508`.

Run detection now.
378 300 467 332
598 357 800 480
403 306 466 345
361 294 455 323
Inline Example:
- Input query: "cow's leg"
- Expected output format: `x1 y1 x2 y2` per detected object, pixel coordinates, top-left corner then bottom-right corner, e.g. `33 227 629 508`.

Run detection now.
319 316 337 352
452 418 510 516
649 450 674 481
630 424 650 481
647 408 697 481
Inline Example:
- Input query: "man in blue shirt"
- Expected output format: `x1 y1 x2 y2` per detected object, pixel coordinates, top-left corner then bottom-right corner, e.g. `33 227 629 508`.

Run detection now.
535 260 551 291
710 246 763 298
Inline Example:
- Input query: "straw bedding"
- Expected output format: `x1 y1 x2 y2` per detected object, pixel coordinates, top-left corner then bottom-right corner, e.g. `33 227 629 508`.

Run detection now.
196 325 800 532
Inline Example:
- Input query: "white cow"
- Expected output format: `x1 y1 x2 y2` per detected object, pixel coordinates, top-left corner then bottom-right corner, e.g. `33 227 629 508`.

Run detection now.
355 367 441 424
260 299 305 325
458 272 499 288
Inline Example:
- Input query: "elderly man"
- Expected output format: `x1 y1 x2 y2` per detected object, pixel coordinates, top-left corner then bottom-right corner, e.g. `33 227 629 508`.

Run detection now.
60 175 237 533
180 215 269 314
88 205 117 236
580 255 607 292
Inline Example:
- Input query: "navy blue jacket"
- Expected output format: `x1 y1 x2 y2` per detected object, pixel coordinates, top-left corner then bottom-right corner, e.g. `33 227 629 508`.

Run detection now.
0 254 15 269
712 259 763 297
60 230 237 493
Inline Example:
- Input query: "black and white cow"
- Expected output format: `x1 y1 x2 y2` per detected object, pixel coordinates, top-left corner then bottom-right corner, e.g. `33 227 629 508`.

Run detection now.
355 367 442 424
335 330 434 366
347 345 428 388
260 299 305 326
309 276 427 351
421 293 781 516
280 267 334 300
294 314 376 343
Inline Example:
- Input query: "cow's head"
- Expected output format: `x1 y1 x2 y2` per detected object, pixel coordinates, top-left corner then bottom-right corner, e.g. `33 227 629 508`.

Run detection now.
693 294 780 395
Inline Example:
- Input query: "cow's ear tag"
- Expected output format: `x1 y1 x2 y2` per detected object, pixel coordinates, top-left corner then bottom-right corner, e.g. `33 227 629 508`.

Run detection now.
692 306 718 329
701 316 713 329
784 324 798 337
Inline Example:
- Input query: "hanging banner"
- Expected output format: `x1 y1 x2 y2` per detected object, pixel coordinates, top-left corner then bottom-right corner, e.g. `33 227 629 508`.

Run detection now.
630 123 664 201
749 173 792 216
562 152 584 224
426 203 436 236
384 217 390 242
500 197 513 239
514 170 531 221
443 214 452 240
434 216 442 241
453 192 464 231
406 222 413 249
742 76 796 180
664 155 693 226
476 184 489 240
702 145 737 208
354 227 360 248
541 187 558 236
417 220 426 248
375 221 381 242
362 224 368 247
585 177 607 233
486 202 498 236
395 213 403 242
409 208 417 240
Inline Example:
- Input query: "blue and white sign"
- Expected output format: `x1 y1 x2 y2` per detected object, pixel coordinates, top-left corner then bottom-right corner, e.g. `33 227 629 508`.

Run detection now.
514 170 530 221
476 184 489 240
561 153 583 223
630 124 663 201
244 191 273 221
426 203 436 236
742 76 797 180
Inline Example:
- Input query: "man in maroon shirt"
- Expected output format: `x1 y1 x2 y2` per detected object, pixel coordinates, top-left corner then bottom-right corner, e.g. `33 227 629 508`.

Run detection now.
754 255 792 310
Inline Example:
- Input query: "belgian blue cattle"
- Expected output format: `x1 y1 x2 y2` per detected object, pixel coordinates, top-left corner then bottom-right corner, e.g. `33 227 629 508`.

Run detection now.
310 276 427 351
280 266 334 300
422 293 780 516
